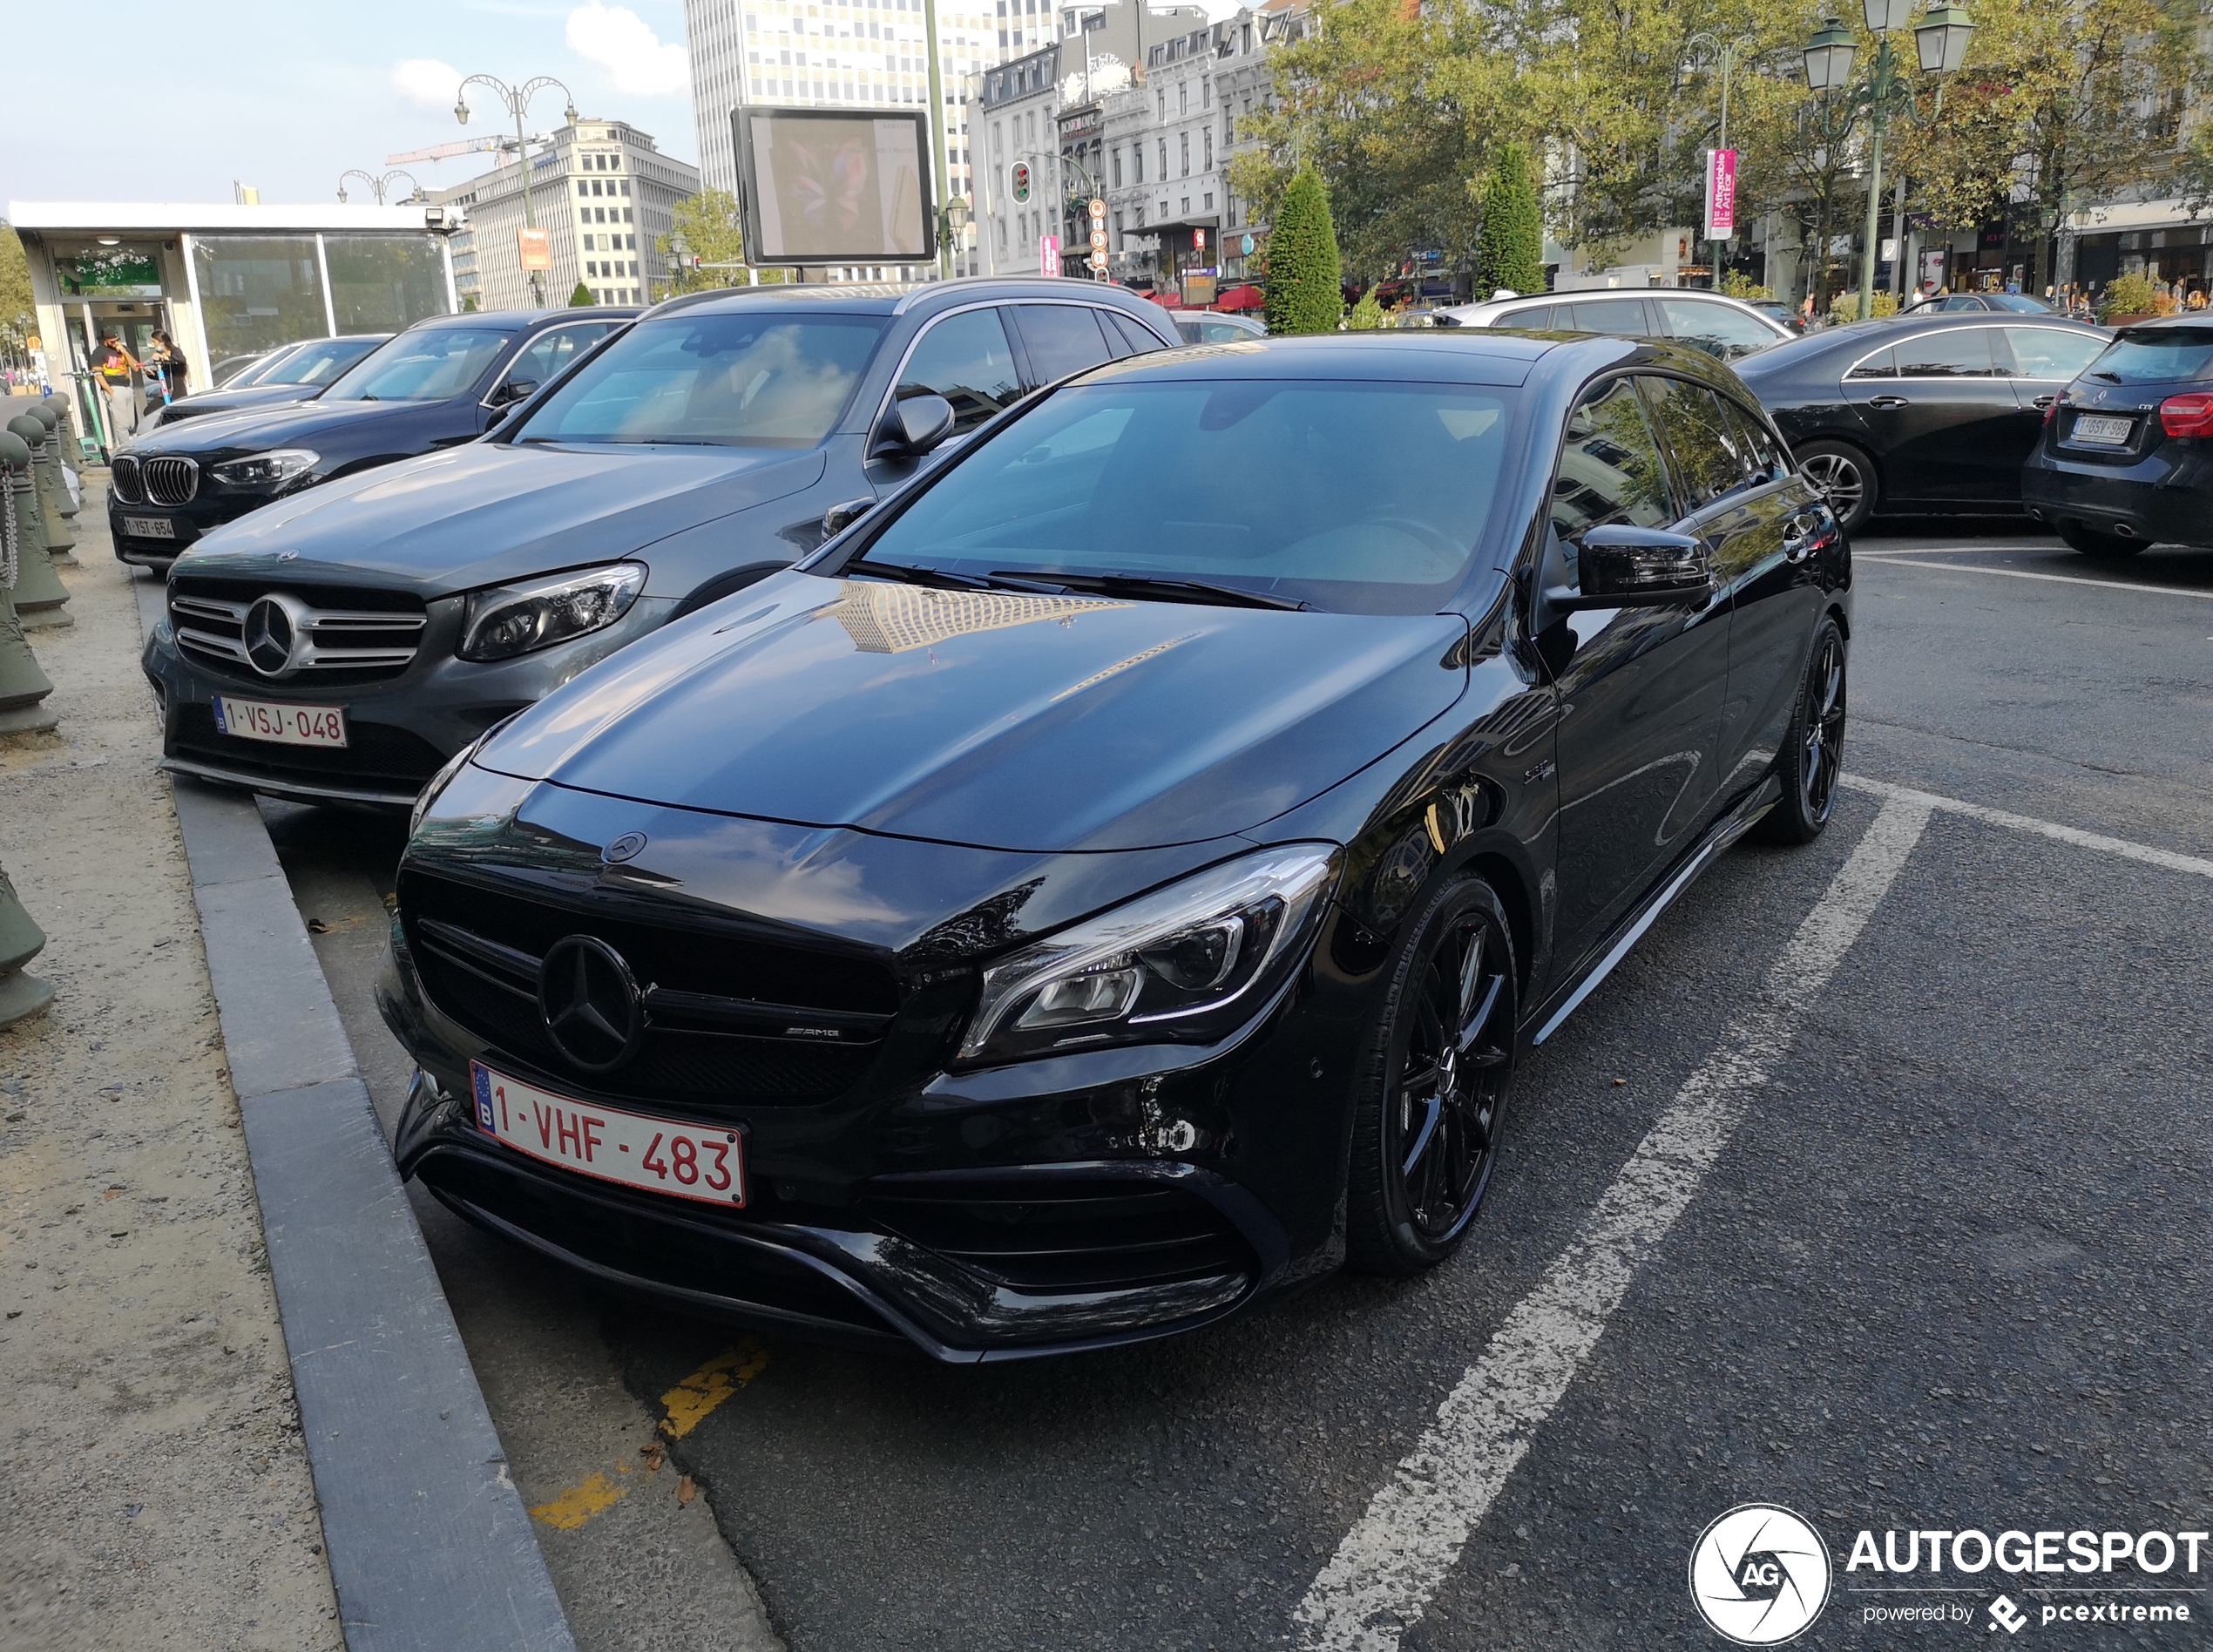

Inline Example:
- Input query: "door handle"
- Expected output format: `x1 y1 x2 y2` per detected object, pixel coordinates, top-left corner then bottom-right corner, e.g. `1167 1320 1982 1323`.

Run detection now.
2031 393 2058 409
1867 395 1910 410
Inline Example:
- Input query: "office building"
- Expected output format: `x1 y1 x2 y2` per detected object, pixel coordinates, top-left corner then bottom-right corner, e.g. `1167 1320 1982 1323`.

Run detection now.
432 119 699 310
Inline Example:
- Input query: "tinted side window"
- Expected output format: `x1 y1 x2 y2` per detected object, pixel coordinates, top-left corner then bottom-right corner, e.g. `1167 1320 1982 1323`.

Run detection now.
1551 376 1675 544
1107 311 1168 355
897 308 1022 434
1720 399 1791 485
1562 298 1652 336
2004 327 2106 382
1845 346 1898 380
1637 376 1751 511
1657 298 1779 362
1895 328 2000 377
1015 304 1115 385
1497 305 1553 328
503 323 614 394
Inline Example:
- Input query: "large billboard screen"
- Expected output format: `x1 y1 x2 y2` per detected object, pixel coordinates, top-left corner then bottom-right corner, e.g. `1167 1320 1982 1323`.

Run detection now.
734 107 935 265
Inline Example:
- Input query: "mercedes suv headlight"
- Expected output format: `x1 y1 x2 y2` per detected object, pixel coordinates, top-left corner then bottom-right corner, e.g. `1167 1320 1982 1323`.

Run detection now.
457 564 646 662
209 448 320 487
958 844 1339 1066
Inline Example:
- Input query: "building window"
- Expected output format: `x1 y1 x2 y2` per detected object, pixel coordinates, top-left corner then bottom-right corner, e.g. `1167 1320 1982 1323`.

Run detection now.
1112 147 1122 187
1178 82 1188 115
1179 132 1188 175
1203 192 1213 211
1157 138 1167 177
1112 209 1123 249
1203 126 1212 169
1202 78 1211 108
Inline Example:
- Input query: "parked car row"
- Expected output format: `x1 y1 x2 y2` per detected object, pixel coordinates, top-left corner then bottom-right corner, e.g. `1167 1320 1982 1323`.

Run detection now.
118 271 2200 1359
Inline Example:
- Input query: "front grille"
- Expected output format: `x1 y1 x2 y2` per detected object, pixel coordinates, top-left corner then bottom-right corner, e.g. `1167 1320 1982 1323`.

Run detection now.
400 870 901 1112
858 1176 1255 1294
109 453 144 504
172 702 449 791
143 456 199 504
169 575 427 684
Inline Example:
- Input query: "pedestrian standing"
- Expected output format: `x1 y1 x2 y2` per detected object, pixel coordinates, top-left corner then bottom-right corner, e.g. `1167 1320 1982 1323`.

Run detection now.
147 329 188 405
90 332 143 454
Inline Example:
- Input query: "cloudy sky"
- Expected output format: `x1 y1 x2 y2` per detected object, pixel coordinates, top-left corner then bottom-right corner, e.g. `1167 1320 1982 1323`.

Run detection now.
3 0 698 207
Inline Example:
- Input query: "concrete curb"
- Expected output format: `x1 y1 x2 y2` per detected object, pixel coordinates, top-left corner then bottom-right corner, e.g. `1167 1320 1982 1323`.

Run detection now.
131 570 577 1652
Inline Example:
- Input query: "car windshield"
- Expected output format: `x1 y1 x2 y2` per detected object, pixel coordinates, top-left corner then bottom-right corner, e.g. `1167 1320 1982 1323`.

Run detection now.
513 314 885 447
2084 327 2213 385
320 327 514 403
231 345 305 388
1986 294 2054 313
850 377 1518 615
268 336 382 387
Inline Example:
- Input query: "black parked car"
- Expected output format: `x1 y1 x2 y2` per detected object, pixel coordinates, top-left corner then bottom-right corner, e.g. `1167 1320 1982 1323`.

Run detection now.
107 308 636 565
378 331 1851 1360
1898 291 2057 315
2022 316 2213 557
141 279 1179 809
146 334 393 429
1734 311 2108 531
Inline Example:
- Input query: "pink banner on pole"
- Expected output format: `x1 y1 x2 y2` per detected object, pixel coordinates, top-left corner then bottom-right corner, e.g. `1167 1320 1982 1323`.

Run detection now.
1704 149 1739 240
1040 233 1060 274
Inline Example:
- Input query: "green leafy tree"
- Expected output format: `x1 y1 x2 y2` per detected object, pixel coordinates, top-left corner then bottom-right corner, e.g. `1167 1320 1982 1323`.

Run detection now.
1265 167 1345 335
656 188 795 297
0 227 35 369
1344 286 1388 329
1473 144 1545 295
569 281 596 306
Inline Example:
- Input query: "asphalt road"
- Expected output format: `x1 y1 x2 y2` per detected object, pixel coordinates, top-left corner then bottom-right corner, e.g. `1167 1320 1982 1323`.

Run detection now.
271 522 2213 1651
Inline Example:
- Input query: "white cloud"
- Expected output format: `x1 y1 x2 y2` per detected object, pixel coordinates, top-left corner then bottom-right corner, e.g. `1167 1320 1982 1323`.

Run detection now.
393 58 465 109
565 3 690 98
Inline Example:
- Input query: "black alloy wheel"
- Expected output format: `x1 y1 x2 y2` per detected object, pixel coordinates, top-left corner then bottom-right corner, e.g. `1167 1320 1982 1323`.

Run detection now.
1758 616 1848 844
2058 521 2146 560
1795 440 1878 535
1347 877 1518 1276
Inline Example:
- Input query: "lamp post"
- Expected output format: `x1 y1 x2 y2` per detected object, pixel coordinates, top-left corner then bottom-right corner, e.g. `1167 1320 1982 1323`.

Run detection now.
456 72 580 305
1803 1 1973 320
336 169 425 206
1686 32 1739 288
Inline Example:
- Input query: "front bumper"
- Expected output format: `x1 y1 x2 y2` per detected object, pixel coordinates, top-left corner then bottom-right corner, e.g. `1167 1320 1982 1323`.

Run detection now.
376 849 1358 1360
106 490 258 565
140 596 675 809
2021 439 2213 549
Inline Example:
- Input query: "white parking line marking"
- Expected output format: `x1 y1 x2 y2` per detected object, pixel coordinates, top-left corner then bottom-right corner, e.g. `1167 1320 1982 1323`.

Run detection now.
1853 543 2060 556
1291 796 1933 1652
1840 775 2213 880
1856 555 2213 601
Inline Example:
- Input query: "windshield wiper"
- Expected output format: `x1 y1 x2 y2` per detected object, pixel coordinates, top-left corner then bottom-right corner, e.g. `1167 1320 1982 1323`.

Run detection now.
993 571 1309 611
2089 370 2122 383
849 559 1002 592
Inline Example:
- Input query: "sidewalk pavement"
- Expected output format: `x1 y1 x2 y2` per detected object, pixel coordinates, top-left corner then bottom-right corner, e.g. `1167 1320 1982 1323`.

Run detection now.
0 482 342 1649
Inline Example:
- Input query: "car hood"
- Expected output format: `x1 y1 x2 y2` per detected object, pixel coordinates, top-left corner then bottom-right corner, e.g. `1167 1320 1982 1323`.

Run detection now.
129 394 434 455
163 383 321 422
176 442 828 597
476 571 1470 854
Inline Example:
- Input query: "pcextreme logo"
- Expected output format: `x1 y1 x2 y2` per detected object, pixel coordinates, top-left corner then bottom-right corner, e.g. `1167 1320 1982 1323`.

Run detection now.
1689 1504 1834 1645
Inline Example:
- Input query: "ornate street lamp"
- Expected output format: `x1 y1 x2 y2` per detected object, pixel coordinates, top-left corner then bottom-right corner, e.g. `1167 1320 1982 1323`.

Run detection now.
457 73 582 304
337 169 425 206
1804 3 1973 319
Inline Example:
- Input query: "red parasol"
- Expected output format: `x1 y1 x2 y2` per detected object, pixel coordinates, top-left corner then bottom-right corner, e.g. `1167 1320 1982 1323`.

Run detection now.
1215 284 1264 311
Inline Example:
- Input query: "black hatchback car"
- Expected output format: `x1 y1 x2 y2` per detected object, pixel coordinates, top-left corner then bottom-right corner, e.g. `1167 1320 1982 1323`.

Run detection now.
142 279 1179 808
378 331 1851 1361
108 308 635 565
1733 311 2108 531
2022 317 2213 558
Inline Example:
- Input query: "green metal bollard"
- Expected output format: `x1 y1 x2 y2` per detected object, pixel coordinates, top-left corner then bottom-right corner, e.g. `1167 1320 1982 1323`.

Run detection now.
0 430 71 631
0 437 59 738
15 409 79 564
27 401 82 522
0 859 53 1027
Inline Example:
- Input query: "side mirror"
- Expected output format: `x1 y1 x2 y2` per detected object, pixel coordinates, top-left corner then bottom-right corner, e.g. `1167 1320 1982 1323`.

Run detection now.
821 496 877 538
494 377 538 408
872 392 956 458
1543 525 1712 617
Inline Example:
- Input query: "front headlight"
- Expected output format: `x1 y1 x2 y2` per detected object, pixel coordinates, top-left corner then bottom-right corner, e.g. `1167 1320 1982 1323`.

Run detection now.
958 844 1339 1066
457 564 646 662
209 448 319 487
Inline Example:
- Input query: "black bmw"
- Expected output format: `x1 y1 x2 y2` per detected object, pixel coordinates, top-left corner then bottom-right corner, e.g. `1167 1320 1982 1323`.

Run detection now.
378 330 1851 1361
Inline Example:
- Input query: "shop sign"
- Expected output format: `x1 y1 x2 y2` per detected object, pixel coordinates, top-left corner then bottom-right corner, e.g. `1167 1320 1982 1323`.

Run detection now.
59 251 161 299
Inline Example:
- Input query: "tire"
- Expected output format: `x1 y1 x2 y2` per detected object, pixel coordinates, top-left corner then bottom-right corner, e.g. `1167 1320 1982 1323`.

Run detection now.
1756 616 1848 845
1346 875 1518 1277
1795 440 1878 535
2058 522 2145 560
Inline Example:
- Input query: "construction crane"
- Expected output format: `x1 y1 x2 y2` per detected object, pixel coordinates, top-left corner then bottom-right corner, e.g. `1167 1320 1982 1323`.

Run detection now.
383 133 550 167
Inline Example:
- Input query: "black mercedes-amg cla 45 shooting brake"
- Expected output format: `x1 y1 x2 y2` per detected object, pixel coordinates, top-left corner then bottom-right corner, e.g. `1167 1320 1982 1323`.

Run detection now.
378 330 1851 1362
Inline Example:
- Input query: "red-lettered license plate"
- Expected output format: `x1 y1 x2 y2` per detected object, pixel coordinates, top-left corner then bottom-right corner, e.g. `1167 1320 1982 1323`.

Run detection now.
212 694 348 748
470 1062 747 1207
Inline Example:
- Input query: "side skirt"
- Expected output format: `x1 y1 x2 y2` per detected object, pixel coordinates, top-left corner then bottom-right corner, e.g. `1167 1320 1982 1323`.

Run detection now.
1526 777 1782 1046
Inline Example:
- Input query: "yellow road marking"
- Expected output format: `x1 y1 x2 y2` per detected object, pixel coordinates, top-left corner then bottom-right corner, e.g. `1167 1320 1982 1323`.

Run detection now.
660 1342 769 1439
530 1471 629 1530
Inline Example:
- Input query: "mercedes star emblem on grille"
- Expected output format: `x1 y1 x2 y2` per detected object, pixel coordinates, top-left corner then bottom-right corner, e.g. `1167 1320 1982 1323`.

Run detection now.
538 935 645 1072
243 593 307 678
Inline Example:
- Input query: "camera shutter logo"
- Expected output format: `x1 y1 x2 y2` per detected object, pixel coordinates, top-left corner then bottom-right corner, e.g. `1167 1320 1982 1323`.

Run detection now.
1689 1504 1831 1644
